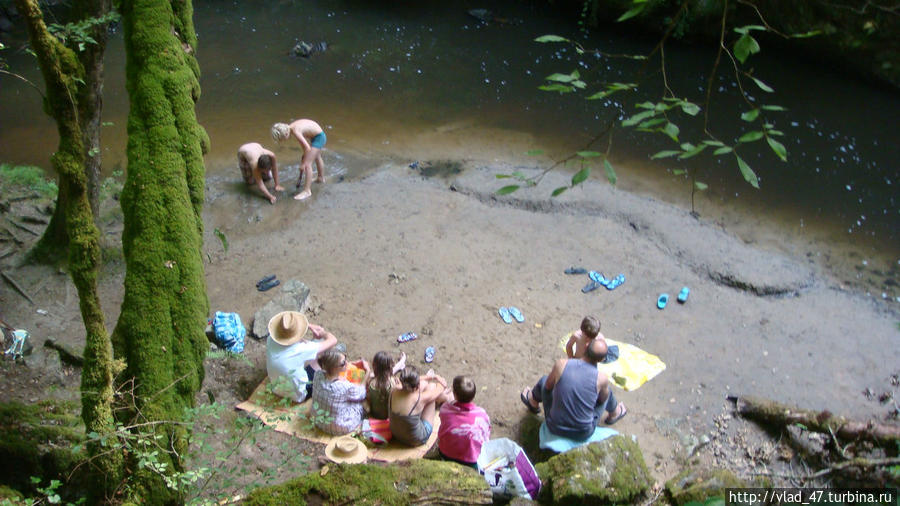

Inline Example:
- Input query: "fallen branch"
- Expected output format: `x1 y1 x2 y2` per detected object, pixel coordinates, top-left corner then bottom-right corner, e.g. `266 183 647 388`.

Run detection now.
732 395 900 446
43 338 84 367
1 270 34 304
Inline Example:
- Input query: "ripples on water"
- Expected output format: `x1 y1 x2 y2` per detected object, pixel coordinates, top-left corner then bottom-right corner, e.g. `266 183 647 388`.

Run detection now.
0 0 896 300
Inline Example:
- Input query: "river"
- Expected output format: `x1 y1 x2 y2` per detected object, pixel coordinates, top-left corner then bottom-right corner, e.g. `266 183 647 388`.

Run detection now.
0 0 897 302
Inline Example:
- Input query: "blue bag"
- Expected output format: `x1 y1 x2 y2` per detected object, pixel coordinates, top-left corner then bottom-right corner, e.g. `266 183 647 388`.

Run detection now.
213 311 246 353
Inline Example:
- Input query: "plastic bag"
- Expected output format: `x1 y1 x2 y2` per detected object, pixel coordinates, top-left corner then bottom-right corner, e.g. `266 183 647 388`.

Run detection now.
476 438 541 500
212 311 245 353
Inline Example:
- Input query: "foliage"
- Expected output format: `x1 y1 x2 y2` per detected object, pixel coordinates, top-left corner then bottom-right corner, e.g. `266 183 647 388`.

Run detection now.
213 228 228 252
47 12 120 52
0 164 58 197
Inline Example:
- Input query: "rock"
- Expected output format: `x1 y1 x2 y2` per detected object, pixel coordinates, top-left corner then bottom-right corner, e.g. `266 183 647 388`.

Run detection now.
665 468 759 505
251 279 310 339
536 435 652 505
291 40 327 58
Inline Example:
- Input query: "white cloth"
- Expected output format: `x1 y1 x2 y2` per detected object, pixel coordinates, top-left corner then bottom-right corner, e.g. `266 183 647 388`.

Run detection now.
266 337 320 403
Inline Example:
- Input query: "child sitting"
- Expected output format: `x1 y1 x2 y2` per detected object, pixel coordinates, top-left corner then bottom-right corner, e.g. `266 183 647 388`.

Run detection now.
564 315 605 359
365 351 406 420
438 376 491 468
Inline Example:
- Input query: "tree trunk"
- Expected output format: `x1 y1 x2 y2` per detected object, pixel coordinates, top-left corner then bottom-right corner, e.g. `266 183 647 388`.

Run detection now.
734 395 900 446
12 0 121 500
113 0 209 501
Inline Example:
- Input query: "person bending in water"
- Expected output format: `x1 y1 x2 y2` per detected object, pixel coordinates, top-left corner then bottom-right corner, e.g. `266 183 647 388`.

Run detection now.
271 119 326 201
238 142 283 204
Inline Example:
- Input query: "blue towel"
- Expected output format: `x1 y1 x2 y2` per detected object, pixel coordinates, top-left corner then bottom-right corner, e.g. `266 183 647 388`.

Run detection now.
538 421 617 453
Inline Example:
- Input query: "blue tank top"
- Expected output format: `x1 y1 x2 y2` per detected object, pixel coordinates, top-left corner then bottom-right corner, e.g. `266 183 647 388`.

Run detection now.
547 359 599 440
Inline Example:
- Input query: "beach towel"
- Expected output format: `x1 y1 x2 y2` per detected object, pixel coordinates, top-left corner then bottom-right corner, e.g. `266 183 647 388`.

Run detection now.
538 421 618 453
558 334 666 391
236 379 440 462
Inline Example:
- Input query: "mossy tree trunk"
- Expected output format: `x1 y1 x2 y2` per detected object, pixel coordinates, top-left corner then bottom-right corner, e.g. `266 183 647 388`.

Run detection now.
113 0 209 501
12 0 121 500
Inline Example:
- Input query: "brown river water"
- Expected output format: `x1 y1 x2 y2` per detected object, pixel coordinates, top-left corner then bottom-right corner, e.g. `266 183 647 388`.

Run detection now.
0 0 897 303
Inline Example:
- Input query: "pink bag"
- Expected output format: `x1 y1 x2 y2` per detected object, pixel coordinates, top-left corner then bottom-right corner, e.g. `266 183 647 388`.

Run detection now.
363 418 392 444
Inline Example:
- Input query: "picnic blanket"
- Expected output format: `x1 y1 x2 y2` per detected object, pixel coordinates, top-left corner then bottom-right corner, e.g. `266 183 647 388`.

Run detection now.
236 379 440 462
558 334 666 391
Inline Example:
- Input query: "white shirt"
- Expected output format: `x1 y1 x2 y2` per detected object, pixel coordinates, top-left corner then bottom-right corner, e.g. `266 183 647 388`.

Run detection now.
266 337 320 403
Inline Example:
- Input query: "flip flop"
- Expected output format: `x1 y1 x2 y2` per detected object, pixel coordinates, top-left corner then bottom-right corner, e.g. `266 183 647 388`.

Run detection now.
397 332 418 343
678 286 690 303
424 346 435 363
520 389 540 414
607 274 625 290
657 293 669 309
589 270 607 285
498 307 513 324
582 280 602 293
256 274 276 288
605 403 628 425
257 278 280 292
508 306 524 323
564 267 588 275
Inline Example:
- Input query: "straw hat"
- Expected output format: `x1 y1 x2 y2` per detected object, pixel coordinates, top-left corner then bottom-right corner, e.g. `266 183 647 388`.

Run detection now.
267 311 309 346
324 435 367 464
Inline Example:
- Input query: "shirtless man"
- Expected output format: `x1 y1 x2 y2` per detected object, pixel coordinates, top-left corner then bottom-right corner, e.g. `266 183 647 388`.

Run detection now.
237 142 283 204
564 315 605 359
270 119 326 201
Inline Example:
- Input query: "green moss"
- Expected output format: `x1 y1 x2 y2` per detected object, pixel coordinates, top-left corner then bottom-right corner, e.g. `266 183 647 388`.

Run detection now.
245 460 490 505
0 164 58 197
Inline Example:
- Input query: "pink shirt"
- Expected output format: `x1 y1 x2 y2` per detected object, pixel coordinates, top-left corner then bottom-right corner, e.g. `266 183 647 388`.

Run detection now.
438 401 491 464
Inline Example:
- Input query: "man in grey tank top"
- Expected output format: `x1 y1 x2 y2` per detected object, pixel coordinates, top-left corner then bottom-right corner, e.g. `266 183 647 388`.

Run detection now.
520 339 627 441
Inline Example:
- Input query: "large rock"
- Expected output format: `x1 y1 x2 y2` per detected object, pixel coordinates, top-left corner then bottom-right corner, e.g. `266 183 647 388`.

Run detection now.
244 459 491 505
536 435 652 505
665 468 758 505
251 280 310 339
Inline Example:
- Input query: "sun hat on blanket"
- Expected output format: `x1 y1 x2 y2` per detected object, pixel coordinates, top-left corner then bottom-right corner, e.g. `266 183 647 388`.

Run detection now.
267 311 309 346
325 435 367 464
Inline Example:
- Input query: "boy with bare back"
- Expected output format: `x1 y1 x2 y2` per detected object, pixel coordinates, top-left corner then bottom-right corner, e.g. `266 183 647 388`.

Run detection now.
564 315 605 359
238 142 283 204
270 119 326 201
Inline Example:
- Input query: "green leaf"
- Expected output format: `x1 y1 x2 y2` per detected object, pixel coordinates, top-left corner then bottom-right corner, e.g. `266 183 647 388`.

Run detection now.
672 169 686 175
738 131 764 143
680 101 701 116
694 181 708 191
713 146 733 155
702 140 725 147
496 185 520 195
551 186 568 197
735 155 760 188
635 101 656 110
751 76 774 92
733 34 760 64
662 122 680 141
538 83 573 93
734 25 766 35
740 109 759 122
586 90 612 100
545 71 580 83
766 136 788 161
572 166 591 186
214 228 228 252
572 80 587 89
622 110 656 127
576 151 602 158
617 4 646 22
535 35 569 43
761 104 787 111
790 30 821 39
651 150 680 159
495 174 512 179
604 159 617 185
678 143 707 159
637 118 666 129
526 149 544 156
767 129 784 136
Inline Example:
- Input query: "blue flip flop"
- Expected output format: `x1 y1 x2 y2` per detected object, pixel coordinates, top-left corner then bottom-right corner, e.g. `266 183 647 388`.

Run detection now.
678 286 690 303
565 266 588 275
424 346 435 363
397 332 418 343
589 271 608 285
258 278 280 292
582 280 602 293
508 306 524 323
498 307 513 324
606 274 625 290
657 293 669 309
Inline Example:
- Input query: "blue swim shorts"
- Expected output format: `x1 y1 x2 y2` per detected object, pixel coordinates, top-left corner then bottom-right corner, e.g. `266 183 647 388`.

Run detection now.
310 132 327 149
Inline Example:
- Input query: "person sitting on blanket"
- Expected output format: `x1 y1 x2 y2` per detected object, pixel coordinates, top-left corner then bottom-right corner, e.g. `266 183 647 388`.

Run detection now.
266 311 337 404
564 315 606 359
389 366 453 446
438 376 491 468
310 349 372 435
366 351 407 420
520 338 627 441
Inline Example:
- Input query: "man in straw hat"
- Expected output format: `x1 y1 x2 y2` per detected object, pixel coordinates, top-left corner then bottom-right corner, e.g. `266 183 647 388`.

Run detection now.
266 311 337 403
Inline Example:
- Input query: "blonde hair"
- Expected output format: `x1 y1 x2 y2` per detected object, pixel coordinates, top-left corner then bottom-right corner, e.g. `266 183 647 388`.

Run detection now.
271 123 291 142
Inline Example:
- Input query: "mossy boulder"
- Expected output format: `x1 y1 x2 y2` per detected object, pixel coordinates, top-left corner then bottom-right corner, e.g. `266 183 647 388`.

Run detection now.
666 467 766 505
536 435 652 505
244 459 492 505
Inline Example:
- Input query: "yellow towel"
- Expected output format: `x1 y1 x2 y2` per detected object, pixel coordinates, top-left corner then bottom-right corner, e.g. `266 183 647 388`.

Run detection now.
558 334 665 391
